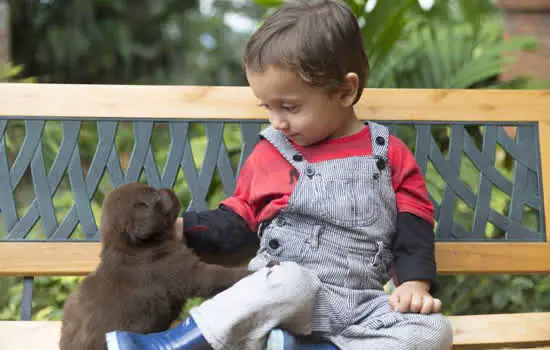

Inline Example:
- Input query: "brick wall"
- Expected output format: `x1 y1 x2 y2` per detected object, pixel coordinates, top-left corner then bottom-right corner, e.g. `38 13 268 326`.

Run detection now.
0 0 9 63
498 1 550 81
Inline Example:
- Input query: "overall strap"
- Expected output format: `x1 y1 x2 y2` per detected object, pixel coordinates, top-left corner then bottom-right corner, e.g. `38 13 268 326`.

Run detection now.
260 126 310 173
368 121 390 171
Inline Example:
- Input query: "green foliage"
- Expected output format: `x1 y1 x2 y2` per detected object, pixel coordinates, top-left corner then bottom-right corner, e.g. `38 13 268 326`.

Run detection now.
438 274 550 315
0 61 34 82
0 278 19 320
362 0 537 89
174 1 264 86
8 0 198 83
382 23 537 89
30 277 83 321
7 0 261 85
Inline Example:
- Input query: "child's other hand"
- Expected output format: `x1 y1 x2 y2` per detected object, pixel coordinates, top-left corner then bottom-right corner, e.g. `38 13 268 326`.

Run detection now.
175 217 185 243
389 280 441 314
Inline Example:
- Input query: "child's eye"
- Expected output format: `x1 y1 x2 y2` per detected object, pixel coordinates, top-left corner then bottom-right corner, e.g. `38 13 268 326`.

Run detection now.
282 105 298 113
258 103 271 110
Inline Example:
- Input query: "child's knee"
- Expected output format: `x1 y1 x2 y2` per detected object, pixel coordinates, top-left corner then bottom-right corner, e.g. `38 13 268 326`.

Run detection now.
267 261 321 301
396 312 452 349
428 313 453 348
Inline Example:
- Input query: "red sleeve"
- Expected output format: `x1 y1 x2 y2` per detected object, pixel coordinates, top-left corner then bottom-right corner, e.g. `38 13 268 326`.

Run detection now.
220 139 290 232
220 147 262 232
388 136 434 226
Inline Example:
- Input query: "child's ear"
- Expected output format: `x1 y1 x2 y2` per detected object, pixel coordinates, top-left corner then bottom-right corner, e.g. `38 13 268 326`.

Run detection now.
338 72 359 107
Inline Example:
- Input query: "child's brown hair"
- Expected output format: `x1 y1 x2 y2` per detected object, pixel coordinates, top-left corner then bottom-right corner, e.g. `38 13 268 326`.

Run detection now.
243 0 369 104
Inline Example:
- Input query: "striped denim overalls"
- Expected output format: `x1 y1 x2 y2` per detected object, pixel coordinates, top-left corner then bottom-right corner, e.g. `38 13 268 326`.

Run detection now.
190 122 452 350
250 121 397 332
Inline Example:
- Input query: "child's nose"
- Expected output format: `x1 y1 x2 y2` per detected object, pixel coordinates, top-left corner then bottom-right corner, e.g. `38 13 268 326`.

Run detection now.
270 113 289 131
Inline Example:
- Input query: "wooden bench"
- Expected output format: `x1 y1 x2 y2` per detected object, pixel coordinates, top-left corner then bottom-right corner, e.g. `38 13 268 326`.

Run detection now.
0 83 549 350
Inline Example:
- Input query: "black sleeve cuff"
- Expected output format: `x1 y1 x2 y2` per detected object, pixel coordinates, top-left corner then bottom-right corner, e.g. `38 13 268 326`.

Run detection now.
182 205 258 254
392 212 439 294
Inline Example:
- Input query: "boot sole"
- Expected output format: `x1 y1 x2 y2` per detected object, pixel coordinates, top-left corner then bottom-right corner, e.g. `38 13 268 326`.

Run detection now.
265 329 290 350
105 332 122 350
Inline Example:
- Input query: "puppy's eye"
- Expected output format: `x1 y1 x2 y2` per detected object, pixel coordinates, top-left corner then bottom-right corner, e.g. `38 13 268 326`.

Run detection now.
134 202 148 209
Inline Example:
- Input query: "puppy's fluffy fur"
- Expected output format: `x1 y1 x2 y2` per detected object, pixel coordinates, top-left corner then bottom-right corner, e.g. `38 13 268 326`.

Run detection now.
60 182 250 350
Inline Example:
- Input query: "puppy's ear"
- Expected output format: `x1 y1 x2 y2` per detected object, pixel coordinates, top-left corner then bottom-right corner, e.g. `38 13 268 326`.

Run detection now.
158 189 181 218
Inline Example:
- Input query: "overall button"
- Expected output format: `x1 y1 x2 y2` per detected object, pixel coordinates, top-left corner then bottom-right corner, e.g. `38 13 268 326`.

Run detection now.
269 239 280 249
372 173 379 180
305 167 315 177
275 217 286 227
376 136 385 146
293 154 303 162
376 158 386 171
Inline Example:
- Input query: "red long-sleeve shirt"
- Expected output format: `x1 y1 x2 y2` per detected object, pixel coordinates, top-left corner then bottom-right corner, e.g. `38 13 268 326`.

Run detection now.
222 125 434 231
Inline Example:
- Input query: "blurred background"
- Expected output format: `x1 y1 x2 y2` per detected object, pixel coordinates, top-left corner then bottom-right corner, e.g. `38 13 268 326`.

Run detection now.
1 0 550 321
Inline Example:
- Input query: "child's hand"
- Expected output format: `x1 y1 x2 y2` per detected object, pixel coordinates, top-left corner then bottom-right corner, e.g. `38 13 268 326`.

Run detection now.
389 280 441 314
175 217 185 243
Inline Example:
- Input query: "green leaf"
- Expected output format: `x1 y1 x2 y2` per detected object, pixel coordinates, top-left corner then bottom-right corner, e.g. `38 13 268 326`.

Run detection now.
253 0 283 7
492 289 508 309
512 276 536 289
506 287 524 305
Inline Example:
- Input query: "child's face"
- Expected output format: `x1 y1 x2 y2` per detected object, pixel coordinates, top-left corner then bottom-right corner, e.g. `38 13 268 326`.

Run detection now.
246 65 362 147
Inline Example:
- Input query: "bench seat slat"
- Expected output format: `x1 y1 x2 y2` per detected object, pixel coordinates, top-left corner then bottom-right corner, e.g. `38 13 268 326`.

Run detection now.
1 242 550 276
2 313 550 350
450 312 550 348
0 321 61 350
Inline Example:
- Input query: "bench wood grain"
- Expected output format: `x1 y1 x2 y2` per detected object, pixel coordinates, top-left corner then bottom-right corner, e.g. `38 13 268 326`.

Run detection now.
0 84 549 122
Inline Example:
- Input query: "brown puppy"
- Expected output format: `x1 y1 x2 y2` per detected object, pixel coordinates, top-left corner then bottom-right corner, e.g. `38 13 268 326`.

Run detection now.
60 182 250 350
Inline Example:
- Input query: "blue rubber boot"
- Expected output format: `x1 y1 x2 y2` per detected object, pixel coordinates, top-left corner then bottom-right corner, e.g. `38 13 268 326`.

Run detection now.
265 329 338 350
105 317 211 350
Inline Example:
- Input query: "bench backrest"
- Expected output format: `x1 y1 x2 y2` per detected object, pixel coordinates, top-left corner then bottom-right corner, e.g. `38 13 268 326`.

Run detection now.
1 83 549 320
